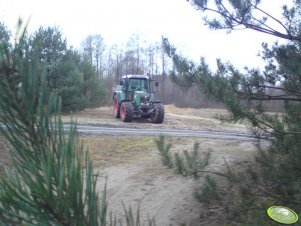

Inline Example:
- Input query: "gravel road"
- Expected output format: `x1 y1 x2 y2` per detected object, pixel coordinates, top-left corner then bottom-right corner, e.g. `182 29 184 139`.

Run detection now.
67 123 257 141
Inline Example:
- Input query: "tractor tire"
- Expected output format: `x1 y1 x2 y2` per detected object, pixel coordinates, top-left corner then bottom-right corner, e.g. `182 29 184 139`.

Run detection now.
113 95 120 118
151 103 164 124
120 101 134 122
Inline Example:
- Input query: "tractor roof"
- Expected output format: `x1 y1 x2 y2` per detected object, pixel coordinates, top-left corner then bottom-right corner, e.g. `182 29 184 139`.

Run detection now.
122 74 149 79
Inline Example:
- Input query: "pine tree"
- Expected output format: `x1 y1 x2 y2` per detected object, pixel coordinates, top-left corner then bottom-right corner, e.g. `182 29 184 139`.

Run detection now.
29 26 107 113
0 23 108 225
0 22 11 46
163 0 301 220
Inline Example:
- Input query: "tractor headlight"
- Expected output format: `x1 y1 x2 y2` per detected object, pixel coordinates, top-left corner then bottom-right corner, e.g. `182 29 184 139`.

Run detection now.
141 102 149 106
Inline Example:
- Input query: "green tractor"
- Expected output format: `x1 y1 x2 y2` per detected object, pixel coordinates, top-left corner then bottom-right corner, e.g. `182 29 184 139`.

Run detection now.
113 74 164 123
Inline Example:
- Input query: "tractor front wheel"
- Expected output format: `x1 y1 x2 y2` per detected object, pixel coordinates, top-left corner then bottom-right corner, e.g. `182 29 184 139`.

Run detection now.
113 96 120 118
151 103 164 123
121 101 134 122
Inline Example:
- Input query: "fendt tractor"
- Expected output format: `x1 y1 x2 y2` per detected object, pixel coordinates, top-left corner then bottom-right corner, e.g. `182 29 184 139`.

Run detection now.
113 74 164 123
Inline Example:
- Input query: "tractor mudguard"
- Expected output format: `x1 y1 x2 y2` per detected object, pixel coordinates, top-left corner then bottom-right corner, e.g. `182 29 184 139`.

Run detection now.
113 92 122 104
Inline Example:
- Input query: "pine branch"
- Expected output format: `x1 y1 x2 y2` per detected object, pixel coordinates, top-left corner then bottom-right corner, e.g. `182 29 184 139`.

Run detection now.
0 22 107 225
251 2 292 37
197 1 301 41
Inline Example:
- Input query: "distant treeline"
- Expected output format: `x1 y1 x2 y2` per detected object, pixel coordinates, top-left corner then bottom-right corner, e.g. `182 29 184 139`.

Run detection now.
0 22 106 112
0 21 282 111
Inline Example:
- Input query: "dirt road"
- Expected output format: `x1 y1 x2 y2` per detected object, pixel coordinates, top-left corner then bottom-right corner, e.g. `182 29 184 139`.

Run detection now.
70 123 256 141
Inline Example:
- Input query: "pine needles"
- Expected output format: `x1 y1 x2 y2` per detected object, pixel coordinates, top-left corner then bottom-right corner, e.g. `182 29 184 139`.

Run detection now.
0 23 108 225
155 136 211 179
155 135 173 168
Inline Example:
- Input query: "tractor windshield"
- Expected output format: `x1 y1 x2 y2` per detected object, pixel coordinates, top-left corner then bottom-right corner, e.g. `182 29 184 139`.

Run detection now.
128 78 149 92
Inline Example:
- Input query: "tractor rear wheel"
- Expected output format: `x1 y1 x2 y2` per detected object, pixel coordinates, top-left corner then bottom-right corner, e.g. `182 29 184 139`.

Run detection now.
121 101 134 122
113 96 120 118
151 103 164 123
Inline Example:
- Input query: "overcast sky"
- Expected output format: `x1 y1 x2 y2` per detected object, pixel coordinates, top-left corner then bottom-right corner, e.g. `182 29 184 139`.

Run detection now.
0 0 288 69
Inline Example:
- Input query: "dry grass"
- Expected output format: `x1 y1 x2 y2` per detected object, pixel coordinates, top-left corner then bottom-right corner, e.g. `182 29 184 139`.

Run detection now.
82 134 257 171
165 104 228 119
82 136 156 168
60 105 249 133
67 104 229 120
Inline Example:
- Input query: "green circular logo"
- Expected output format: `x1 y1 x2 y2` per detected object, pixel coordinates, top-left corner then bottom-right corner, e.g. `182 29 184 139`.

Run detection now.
267 206 298 224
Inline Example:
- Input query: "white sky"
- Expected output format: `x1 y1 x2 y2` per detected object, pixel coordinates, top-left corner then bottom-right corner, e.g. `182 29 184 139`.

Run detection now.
0 0 288 69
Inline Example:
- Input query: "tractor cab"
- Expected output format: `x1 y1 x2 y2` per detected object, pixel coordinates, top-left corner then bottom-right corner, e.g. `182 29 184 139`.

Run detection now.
120 75 150 102
127 77 149 92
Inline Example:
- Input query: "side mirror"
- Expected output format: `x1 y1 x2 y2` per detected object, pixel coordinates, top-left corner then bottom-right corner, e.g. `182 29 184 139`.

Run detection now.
120 80 124 85
155 81 159 87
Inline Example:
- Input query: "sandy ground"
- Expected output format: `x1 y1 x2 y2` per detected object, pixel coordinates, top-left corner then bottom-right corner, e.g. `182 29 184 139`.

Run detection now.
84 134 256 226
1 106 257 225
